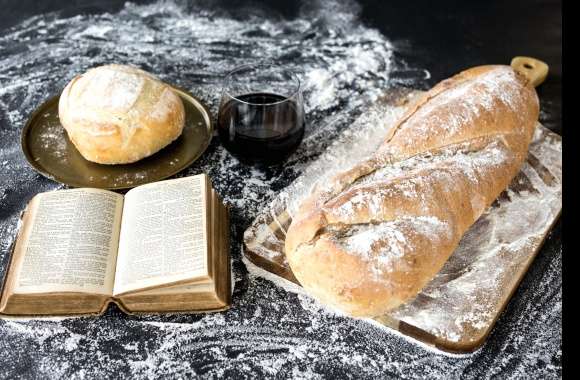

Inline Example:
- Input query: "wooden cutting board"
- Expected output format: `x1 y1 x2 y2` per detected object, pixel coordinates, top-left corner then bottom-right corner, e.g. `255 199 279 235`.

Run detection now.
242 58 561 353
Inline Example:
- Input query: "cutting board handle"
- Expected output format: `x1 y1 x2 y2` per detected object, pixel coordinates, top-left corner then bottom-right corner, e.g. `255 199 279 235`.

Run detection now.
510 56 549 87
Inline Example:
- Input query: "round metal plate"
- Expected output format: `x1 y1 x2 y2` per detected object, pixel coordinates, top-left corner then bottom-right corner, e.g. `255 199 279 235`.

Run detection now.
21 87 213 190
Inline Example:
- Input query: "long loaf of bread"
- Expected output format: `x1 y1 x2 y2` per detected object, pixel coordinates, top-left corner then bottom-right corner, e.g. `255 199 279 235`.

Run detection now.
285 65 539 317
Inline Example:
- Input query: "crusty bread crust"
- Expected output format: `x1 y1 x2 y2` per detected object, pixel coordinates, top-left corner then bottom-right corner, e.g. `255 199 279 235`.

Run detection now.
285 65 539 317
58 64 185 165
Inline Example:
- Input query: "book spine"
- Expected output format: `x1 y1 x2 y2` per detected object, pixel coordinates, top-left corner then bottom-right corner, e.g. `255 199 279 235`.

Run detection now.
0 209 27 314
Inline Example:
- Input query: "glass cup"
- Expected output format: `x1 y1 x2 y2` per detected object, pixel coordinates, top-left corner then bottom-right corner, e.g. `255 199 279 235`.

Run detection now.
217 63 305 165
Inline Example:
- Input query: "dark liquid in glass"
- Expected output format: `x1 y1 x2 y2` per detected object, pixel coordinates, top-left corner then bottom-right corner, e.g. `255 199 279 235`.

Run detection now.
217 93 305 165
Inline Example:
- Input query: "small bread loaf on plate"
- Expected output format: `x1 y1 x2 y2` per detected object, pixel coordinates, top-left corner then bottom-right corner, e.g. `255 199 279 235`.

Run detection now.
58 64 185 164
285 65 540 317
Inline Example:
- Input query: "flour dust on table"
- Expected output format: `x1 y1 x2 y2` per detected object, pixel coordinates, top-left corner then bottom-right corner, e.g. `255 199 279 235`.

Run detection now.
0 0 560 378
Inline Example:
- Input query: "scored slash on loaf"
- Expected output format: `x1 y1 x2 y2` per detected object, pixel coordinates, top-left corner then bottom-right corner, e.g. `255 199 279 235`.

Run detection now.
285 65 540 317
58 64 185 165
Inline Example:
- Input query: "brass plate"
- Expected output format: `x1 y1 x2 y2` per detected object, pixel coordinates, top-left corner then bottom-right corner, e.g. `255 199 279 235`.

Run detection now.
21 87 213 190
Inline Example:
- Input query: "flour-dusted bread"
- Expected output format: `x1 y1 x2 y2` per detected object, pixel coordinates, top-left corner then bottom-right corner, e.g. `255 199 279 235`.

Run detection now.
58 64 185 164
285 65 540 317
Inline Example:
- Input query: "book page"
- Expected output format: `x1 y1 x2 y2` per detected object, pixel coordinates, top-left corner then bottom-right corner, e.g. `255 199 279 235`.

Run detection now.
113 175 209 295
12 189 123 295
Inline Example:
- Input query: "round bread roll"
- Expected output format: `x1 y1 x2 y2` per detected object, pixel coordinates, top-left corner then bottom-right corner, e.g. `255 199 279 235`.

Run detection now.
58 64 185 164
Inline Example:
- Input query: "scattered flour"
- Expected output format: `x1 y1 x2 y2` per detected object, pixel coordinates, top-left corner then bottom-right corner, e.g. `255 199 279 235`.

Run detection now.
0 0 561 378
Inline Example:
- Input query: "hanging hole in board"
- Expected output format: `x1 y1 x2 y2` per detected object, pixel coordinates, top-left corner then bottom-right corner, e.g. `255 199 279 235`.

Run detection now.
523 63 534 69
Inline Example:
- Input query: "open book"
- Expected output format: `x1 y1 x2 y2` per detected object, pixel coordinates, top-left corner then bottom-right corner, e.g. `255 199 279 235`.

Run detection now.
0 174 231 316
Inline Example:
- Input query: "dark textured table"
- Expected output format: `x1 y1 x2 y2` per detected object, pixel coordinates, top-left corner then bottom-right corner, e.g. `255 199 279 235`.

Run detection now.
0 0 562 378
